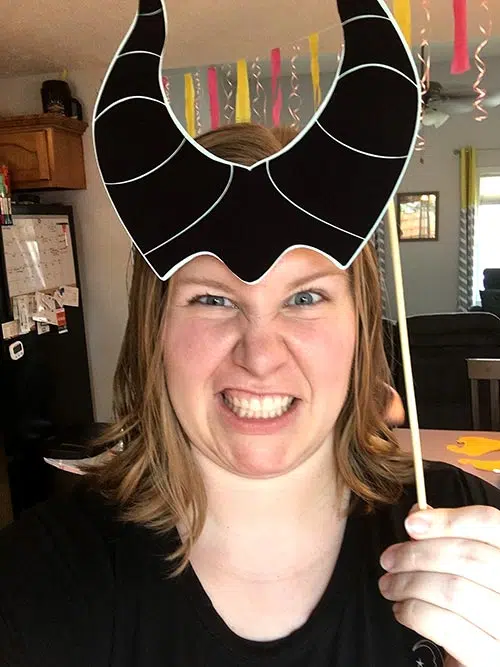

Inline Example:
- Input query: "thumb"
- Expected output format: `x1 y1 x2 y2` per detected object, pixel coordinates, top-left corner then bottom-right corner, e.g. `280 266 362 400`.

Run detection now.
408 502 433 516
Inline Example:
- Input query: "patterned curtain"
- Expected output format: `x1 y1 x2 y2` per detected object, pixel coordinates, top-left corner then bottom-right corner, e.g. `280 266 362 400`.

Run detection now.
457 146 478 311
374 216 388 317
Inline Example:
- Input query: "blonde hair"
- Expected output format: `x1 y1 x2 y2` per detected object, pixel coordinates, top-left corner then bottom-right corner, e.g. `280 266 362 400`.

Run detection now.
88 123 415 573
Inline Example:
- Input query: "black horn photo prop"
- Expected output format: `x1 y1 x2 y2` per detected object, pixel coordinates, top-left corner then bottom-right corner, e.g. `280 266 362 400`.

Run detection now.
93 0 421 284
93 0 428 507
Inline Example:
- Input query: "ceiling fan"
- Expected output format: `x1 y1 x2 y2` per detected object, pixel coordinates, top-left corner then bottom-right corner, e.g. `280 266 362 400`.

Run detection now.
419 48 500 128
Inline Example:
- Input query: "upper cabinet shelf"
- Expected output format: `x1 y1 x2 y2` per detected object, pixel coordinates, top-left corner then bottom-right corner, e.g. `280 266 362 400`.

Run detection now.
0 114 88 190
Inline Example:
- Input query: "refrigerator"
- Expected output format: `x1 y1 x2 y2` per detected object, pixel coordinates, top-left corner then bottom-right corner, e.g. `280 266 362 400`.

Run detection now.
0 204 94 517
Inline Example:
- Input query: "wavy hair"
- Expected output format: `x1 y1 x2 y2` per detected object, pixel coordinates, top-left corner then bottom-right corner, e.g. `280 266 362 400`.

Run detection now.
88 123 415 574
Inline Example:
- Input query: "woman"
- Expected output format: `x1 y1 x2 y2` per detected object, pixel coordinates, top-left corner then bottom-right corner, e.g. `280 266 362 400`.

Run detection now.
0 125 499 667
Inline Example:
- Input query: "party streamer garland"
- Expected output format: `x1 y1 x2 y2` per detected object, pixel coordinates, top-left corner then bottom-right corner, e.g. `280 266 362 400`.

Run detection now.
177 2 493 136
451 0 470 74
472 0 492 122
193 69 202 136
236 59 251 123
309 33 322 110
162 75 171 104
207 66 220 130
251 56 267 126
184 73 196 137
271 47 283 127
288 44 302 130
415 0 431 155
221 63 235 125
394 0 412 45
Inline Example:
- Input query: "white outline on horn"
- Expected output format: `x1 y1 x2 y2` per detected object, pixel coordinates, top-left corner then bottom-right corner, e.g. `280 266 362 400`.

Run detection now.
105 139 186 185
93 0 422 284
144 167 234 255
315 122 410 160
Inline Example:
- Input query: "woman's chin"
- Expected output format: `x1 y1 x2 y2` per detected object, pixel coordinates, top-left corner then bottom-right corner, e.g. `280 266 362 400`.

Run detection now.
223 443 312 479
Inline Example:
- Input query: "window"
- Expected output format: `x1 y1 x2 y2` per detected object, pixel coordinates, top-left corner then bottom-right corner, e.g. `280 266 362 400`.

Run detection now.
473 173 500 304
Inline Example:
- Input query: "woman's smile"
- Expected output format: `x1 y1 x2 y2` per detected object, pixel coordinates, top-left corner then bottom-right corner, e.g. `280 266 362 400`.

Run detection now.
218 391 301 435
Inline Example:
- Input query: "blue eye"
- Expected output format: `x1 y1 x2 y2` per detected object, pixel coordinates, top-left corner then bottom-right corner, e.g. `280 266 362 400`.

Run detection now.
288 291 323 307
193 294 235 308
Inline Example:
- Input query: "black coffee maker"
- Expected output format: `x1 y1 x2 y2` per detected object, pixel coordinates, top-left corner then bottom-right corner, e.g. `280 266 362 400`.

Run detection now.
41 80 83 120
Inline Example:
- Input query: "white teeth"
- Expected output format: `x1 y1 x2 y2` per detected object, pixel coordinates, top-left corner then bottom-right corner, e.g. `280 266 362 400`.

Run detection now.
223 393 295 420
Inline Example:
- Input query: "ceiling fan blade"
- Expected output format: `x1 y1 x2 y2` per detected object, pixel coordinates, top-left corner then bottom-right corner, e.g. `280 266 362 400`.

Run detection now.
428 98 474 115
483 91 500 108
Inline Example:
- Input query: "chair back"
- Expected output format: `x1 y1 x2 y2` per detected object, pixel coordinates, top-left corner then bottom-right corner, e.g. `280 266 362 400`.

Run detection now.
467 358 500 430
393 312 500 429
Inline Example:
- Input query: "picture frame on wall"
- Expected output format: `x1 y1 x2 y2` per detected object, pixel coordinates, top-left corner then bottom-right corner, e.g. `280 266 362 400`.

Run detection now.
397 192 439 241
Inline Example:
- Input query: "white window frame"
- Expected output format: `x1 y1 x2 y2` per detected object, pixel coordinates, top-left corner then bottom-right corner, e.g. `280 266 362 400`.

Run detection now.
473 168 500 305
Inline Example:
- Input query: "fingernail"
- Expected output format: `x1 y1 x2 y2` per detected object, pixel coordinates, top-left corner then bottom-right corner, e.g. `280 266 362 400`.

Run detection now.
405 515 430 534
380 547 397 571
378 574 392 594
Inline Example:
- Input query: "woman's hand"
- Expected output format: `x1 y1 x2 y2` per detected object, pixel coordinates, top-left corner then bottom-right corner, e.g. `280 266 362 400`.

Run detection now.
379 505 500 667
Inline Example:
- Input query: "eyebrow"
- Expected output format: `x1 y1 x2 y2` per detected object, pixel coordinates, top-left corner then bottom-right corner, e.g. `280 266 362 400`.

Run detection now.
175 269 346 293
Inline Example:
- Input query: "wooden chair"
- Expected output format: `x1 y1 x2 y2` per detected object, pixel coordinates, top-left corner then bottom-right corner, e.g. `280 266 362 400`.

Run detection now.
466 358 500 430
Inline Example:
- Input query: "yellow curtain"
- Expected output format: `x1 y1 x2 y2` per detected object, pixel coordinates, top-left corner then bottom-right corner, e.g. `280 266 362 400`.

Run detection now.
460 147 478 210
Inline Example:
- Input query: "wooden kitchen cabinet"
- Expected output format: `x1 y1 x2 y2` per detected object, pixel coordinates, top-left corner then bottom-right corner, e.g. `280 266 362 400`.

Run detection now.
0 114 88 190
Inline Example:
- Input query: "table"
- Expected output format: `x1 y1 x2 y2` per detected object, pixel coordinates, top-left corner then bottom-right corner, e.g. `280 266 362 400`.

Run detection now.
396 429 500 489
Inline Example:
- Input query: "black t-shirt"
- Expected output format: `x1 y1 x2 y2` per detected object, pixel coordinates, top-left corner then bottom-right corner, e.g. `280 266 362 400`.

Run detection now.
1 461 499 667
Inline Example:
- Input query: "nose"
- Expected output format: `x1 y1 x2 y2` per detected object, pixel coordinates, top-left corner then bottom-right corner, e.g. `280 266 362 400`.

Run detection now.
232 319 289 379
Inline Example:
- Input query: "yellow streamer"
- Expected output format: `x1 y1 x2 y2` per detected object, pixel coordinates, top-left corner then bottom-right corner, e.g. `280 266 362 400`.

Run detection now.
184 73 196 137
394 0 412 46
309 33 322 110
236 59 251 123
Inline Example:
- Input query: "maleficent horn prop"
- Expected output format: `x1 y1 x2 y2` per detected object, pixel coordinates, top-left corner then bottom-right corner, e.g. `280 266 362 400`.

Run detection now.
93 0 421 283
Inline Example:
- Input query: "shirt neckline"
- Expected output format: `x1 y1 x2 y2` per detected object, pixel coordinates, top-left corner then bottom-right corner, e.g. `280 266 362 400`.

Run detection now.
178 511 366 662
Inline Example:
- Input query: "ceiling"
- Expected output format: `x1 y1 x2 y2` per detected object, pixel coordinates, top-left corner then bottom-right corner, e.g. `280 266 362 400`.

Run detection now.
1 0 499 77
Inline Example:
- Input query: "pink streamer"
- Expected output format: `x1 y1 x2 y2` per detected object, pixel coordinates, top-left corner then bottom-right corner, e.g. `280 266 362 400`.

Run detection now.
451 0 470 74
271 48 283 127
207 67 220 129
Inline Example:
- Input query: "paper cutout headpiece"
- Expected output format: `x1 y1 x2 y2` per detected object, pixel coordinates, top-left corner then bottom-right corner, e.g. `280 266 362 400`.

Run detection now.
93 0 421 284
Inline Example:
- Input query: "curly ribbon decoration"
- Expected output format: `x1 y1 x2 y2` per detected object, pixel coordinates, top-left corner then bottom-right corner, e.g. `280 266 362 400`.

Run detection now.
162 75 171 105
236 59 251 124
472 0 492 122
221 63 235 125
251 56 267 126
271 48 283 127
415 0 431 156
288 44 302 130
193 69 202 136
393 0 412 46
309 33 322 110
451 0 470 74
207 66 220 130
184 73 196 137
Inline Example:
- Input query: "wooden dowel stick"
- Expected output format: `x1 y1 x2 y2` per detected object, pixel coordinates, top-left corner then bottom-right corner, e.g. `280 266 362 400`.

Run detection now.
386 200 428 510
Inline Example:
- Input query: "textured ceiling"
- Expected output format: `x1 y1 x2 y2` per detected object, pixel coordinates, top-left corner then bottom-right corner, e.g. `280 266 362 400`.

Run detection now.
1 0 499 77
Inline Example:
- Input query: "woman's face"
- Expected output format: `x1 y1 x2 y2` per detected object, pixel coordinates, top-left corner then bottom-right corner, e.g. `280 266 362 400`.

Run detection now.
163 249 356 478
